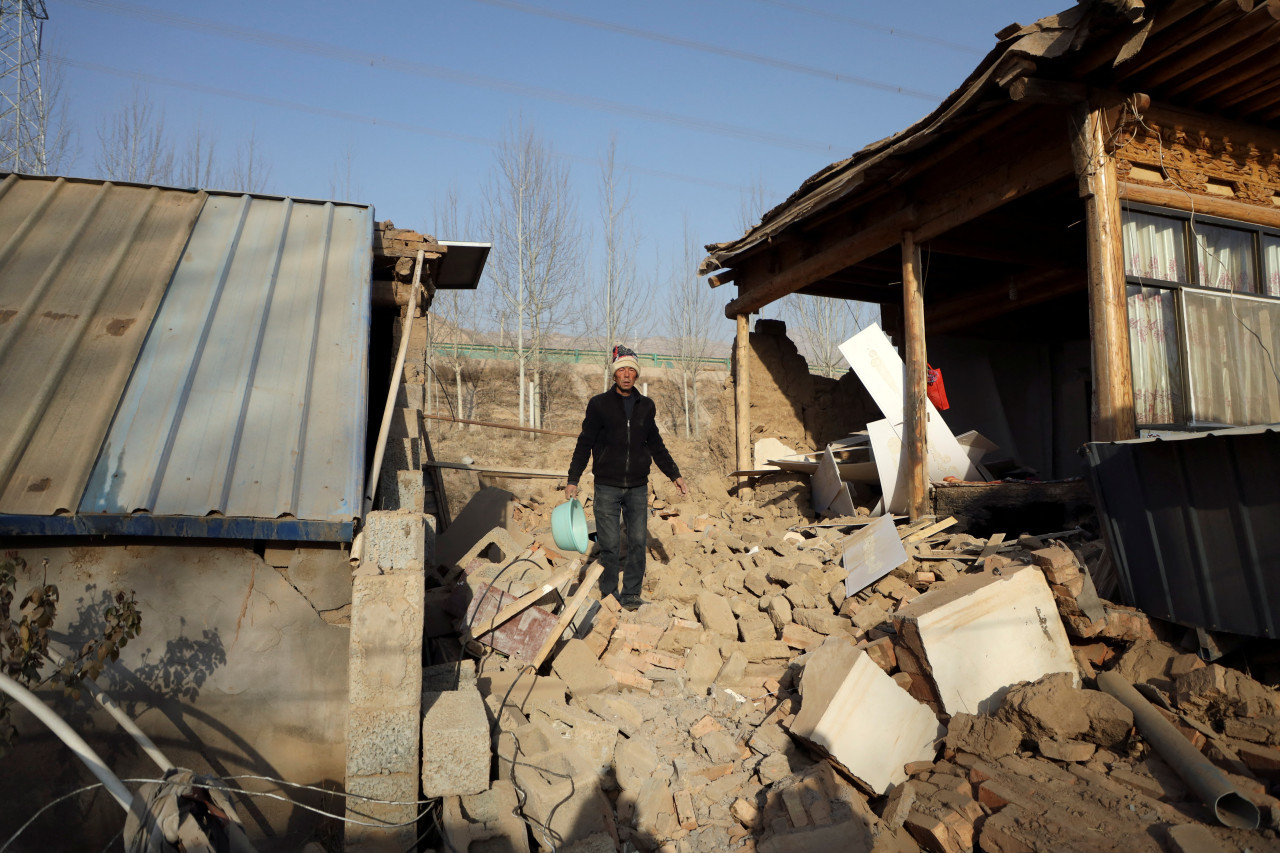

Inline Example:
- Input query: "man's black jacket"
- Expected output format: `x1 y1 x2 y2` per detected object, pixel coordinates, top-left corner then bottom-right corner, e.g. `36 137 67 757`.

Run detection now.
567 386 681 488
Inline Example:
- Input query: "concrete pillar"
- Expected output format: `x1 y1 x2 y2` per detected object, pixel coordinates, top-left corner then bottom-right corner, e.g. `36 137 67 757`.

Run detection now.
345 511 431 851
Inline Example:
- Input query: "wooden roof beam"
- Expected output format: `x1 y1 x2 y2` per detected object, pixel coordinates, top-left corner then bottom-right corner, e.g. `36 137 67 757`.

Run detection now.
723 127 1074 318
925 268 1083 334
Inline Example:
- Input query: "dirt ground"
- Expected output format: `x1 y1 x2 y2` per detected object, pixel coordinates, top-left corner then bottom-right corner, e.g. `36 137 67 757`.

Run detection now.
426 359 739 520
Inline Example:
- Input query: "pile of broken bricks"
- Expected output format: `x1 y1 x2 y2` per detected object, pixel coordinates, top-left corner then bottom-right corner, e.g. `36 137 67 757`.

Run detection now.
414 496 1280 853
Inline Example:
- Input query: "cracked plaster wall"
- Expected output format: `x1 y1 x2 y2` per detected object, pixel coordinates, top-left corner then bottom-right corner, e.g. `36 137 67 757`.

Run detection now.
0 541 352 853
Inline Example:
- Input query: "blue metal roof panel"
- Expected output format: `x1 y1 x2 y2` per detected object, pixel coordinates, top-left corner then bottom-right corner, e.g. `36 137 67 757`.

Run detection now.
0 174 207 515
81 194 371 526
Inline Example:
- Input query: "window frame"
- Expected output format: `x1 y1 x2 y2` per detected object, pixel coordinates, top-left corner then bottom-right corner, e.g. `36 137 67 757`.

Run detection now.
1121 202 1280 429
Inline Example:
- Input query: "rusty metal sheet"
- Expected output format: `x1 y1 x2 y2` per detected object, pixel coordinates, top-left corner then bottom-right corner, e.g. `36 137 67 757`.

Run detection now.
0 174 206 515
80 194 372 528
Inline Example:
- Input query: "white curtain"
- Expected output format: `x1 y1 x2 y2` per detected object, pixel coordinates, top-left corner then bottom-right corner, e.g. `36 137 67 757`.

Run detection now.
1194 223 1256 293
1183 289 1280 426
1126 284 1183 425
1263 234 1280 297
1123 211 1187 283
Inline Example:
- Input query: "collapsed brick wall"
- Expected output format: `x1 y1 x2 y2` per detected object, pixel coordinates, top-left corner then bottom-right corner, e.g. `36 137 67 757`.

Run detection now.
736 319 879 454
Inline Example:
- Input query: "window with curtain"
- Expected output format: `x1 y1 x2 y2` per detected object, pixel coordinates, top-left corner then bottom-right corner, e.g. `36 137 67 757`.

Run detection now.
1121 207 1280 429
1263 234 1280 297
1194 223 1256 293
1122 211 1188 283
1126 284 1183 425
1182 289 1280 425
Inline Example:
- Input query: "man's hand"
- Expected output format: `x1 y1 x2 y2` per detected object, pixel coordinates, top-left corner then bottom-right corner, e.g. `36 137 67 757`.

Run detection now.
565 483 578 501
674 477 688 496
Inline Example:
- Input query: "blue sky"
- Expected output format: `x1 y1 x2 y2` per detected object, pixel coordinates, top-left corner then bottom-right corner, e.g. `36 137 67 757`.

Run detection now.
45 0 1068 329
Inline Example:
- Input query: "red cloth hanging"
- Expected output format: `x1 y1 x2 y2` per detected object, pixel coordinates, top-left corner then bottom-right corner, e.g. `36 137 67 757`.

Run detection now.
926 363 949 410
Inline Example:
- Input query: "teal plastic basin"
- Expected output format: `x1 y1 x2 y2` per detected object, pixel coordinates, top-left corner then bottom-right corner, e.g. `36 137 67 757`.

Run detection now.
551 498 589 554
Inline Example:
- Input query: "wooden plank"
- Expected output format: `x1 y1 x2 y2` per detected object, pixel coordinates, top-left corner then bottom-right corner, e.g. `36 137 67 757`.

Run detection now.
530 560 606 669
1119 180 1280 231
423 461 565 479
901 233 928 521
468 560 580 640
735 313 752 503
975 532 1007 565
1071 103 1135 442
903 516 957 544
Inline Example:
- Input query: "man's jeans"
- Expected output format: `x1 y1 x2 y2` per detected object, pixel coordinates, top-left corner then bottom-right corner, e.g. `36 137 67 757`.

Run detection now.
594 483 648 599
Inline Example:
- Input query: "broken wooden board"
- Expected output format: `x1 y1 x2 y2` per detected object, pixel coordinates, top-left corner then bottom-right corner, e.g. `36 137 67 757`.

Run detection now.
770 456 880 483
469 560 580 640
841 514 909 596
839 324 984 483
464 585 558 659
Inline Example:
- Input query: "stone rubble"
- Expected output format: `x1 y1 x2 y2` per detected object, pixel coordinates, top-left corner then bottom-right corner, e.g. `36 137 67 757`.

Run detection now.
414 484 1280 853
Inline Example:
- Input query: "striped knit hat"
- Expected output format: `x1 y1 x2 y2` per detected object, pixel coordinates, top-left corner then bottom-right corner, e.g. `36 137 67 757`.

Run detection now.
612 344 641 378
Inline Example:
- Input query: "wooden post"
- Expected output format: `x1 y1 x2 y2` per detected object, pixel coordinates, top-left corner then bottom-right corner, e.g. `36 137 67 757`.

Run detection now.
902 232 929 521
735 313 752 504
1071 102 1136 442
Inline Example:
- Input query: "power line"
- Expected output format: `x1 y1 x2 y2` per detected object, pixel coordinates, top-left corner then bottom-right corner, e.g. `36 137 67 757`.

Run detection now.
738 0 986 56
466 0 946 101
61 0 843 156
51 56 757 194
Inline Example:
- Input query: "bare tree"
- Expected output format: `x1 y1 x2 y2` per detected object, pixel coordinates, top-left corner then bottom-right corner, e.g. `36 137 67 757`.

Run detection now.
94 85 174 184
175 120 220 188
665 217 720 439
429 183 483 424
784 295 877 376
591 133 646 389
329 141 361 201
483 118 581 428
228 126 271 193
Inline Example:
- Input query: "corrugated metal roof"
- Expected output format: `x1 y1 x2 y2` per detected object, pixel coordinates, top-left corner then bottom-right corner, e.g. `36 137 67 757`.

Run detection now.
0 174 207 515
1083 424 1280 638
79 193 372 527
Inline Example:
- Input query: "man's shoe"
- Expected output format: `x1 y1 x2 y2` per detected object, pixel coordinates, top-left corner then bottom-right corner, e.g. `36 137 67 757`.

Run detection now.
618 594 645 611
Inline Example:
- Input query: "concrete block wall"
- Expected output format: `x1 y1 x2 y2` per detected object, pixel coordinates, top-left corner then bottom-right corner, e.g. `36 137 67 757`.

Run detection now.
345 510 433 851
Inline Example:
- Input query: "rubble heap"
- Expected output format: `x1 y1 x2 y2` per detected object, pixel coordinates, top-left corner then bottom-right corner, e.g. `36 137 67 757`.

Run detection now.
415 488 1280 853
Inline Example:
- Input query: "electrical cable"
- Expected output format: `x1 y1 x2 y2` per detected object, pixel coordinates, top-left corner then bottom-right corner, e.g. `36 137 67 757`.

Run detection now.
466 0 945 101
60 0 841 156
2 775 443 852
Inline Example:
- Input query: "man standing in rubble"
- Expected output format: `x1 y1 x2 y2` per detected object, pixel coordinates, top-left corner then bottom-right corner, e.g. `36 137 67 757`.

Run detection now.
566 345 687 610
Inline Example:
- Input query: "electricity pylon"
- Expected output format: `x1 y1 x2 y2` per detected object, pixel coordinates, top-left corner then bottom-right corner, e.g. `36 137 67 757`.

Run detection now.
0 0 49 175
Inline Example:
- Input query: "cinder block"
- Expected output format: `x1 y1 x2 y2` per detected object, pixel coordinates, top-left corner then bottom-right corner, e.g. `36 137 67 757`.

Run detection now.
363 511 430 570
349 570 425 702
345 772 420 852
421 687 492 797
894 566 1078 715
347 705 422 778
396 469 426 513
455 525 526 573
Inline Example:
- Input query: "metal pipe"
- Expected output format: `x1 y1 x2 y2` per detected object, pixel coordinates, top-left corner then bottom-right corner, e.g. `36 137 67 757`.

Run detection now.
0 672 134 813
46 650 174 773
1096 670 1259 829
418 411 577 438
